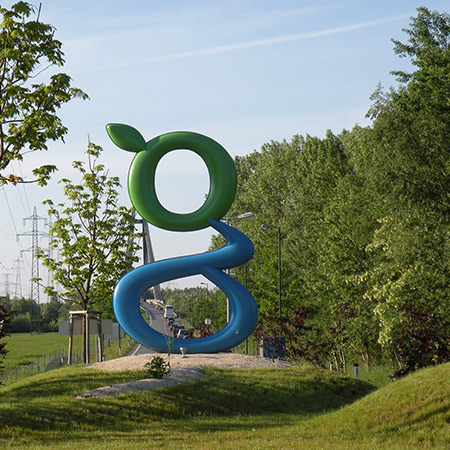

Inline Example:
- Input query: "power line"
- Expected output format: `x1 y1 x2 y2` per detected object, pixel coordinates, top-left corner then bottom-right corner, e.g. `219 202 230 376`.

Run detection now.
46 216 55 301
0 223 14 236
1 187 19 236
11 160 32 216
0 269 18 297
1 186 32 297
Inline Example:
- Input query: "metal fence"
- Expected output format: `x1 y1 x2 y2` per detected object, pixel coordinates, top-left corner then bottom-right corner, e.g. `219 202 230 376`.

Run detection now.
1 336 133 386
1 348 83 385
232 338 259 355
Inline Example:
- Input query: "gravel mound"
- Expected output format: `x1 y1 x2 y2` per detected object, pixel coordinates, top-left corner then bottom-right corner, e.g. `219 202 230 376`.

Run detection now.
87 352 291 372
77 353 291 398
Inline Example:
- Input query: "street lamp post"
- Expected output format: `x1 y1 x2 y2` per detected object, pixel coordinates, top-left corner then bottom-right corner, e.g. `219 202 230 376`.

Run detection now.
200 281 209 321
215 289 219 331
261 224 281 319
222 212 254 322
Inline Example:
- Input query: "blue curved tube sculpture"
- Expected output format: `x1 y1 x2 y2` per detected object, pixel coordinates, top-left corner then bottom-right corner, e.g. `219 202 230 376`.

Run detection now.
113 219 258 353
107 125 258 354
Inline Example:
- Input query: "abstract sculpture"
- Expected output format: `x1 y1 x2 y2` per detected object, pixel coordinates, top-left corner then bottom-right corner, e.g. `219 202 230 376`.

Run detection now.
107 124 258 353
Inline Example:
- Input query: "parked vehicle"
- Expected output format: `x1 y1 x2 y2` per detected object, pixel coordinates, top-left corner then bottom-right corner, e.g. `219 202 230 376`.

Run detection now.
177 328 189 339
164 305 174 318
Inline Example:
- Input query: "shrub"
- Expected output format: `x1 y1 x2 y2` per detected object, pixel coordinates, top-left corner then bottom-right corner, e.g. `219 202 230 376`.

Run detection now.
143 356 171 379
391 303 450 378
0 300 11 383
8 313 32 333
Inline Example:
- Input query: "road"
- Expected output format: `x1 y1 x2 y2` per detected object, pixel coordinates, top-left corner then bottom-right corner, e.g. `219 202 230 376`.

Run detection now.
129 302 170 356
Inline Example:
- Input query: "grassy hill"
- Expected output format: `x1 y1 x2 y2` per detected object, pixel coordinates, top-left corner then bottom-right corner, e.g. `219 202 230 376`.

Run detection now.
295 362 450 449
0 361 448 449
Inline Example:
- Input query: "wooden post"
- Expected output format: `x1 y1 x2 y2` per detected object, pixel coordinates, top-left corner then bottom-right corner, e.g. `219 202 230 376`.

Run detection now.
68 314 73 365
118 325 122 355
97 313 103 362
85 312 90 364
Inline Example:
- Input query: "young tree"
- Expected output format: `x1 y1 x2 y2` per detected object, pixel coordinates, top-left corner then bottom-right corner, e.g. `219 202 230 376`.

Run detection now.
37 143 141 362
0 2 87 186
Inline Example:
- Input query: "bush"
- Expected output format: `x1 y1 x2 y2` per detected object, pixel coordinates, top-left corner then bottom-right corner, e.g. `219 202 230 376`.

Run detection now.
391 303 450 378
8 314 32 333
143 356 171 379
0 300 11 383
40 321 59 333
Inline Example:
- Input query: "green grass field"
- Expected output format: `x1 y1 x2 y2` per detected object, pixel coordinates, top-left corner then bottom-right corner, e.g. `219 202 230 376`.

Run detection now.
0 358 448 449
1 332 135 385
2 332 83 370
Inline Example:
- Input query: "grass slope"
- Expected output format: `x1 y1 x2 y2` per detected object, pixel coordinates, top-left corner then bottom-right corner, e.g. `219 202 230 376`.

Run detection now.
296 362 450 449
0 362 448 449
0 365 373 448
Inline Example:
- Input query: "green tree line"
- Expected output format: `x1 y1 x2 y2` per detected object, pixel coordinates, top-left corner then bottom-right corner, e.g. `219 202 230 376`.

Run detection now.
0 295 69 333
161 286 227 332
209 7 450 377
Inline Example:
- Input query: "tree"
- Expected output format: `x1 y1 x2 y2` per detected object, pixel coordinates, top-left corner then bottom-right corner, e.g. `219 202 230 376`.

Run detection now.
220 136 303 317
37 142 141 362
367 7 450 213
221 131 379 368
41 296 68 332
360 7 450 375
0 297 10 383
10 296 39 316
206 7 450 375
0 2 87 186
10 296 40 333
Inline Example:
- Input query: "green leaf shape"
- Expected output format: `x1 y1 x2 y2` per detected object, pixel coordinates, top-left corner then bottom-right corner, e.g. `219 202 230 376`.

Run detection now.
106 123 146 152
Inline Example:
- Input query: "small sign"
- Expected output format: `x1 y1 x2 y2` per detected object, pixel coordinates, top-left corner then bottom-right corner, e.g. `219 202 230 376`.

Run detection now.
103 322 125 339
260 336 286 359
58 319 113 336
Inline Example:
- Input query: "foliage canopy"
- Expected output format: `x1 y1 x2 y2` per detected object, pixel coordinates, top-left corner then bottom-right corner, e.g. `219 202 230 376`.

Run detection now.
38 143 141 315
0 1 87 186
203 7 450 377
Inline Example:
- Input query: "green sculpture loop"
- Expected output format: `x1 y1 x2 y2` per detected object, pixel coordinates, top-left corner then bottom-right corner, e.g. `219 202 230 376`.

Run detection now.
106 123 237 231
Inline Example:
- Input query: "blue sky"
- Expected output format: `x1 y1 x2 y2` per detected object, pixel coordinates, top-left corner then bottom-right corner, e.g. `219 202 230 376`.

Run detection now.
1 0 448 298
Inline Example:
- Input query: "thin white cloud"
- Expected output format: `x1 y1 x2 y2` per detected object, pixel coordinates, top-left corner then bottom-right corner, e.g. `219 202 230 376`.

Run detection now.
141 14 409 64
79 13 409 73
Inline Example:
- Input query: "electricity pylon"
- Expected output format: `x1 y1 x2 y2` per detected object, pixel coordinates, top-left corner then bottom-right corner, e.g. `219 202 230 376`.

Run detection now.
17 206 47 305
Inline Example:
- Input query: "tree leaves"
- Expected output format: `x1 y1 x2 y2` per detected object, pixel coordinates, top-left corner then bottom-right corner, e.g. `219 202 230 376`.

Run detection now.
216 8 450 374
37 143 142 318
0 2 88 185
